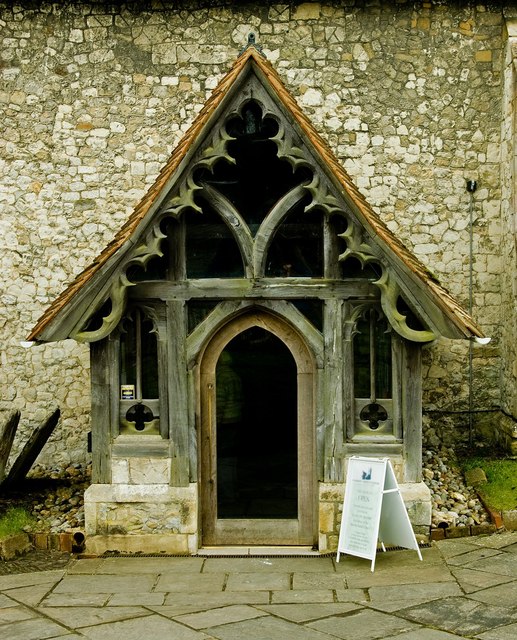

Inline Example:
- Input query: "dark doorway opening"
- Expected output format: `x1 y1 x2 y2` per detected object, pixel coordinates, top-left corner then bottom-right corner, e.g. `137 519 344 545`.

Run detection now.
216 327 298 519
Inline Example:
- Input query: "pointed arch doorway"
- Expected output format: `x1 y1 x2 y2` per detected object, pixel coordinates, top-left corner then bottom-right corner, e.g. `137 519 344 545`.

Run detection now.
200 311 316 547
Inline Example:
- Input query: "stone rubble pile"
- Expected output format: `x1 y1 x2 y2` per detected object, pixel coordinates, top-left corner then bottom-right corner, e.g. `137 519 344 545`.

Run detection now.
22 463 91 535
10 450 490 535
423 448 490 529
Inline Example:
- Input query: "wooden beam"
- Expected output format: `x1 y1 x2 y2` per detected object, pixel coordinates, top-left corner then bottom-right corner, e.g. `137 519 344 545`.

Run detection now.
167 300 190 486
131 279 376 301
90 339 113 483
402 341 423 482
0 411 20 486
323 299 345 482
3 408 60 489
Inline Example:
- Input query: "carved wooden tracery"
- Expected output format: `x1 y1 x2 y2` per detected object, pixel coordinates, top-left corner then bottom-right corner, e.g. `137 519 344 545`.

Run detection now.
72 82 435 346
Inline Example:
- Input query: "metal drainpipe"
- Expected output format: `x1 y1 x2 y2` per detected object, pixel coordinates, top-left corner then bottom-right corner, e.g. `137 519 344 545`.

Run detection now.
466 179 477 445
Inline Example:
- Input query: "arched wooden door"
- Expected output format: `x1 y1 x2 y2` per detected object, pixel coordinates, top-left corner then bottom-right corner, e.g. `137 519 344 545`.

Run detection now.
200 312 315 546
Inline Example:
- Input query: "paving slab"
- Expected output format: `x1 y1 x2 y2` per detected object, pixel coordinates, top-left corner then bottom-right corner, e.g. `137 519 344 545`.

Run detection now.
256 602 362 623
79 613 214 639
99 557 205 574
333 587 372 603
292 571 346 590
462 531 517 549
367 581 463 612
308 608 421 639
433 539 484 558
342 562 455 588
206 614 338 639
156 571 226 592
5 582 64 607
270 588 335 603
445 547 501 566
0 616 70 640
465 579 517 607
174 604 268 629
52 574 156 593
65 559 106 574
107 591 165 605
449 566 513 593
203 557 334 573
0 592 18 607
461 552 517 577
41 592 111 607
225 571 289 591
0 569 65 590
147 603 218 617
39 605 150 628
476 621 517 639
384 631 468 639
162 590 270 607
0 604 37 623
398 595 517 636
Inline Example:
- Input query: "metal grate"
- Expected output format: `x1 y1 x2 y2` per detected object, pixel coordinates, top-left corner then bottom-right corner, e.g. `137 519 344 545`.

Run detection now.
97 544 431 559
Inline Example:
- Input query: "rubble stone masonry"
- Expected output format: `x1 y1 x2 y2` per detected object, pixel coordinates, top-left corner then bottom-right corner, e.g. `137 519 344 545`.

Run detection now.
1 0 516 465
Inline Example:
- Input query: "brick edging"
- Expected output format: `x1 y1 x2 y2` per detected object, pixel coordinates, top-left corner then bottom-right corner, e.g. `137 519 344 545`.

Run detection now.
430 522 498 540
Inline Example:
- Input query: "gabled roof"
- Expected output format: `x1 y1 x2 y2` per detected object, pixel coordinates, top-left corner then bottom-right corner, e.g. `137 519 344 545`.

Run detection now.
28 45 483 343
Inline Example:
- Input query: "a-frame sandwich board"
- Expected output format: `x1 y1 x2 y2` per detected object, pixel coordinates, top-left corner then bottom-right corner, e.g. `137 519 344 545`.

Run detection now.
337 456 423 572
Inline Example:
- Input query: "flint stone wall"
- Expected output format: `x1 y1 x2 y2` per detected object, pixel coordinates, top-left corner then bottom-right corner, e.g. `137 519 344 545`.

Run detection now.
0 0 515 467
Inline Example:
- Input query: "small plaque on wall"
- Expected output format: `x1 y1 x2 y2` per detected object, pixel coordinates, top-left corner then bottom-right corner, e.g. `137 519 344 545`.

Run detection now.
120 384 135 400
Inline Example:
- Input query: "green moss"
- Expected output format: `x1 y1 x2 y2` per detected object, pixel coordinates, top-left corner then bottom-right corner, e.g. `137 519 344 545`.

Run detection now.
0 507 35 538
461 457 517 512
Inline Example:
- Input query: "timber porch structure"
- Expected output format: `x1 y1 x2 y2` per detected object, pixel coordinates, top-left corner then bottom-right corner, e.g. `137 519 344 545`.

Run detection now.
28 45 483 554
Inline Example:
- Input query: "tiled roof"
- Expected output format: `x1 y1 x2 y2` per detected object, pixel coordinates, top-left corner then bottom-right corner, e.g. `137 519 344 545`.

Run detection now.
28 46 483 342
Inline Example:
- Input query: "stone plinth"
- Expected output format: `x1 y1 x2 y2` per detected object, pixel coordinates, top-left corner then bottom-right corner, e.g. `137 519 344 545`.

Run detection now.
84 483 198 555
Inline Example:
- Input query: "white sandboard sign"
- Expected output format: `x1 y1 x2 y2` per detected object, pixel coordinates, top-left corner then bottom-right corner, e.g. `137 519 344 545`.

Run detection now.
336 456 422 571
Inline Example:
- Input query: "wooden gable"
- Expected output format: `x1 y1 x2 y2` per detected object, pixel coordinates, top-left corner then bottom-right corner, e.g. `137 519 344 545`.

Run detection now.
27 45 483 345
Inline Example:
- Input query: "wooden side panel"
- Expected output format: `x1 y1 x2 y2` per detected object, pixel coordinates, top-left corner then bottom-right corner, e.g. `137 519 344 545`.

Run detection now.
391 335 403 440
187 367 198 483
90 339 113 483
298 370 316 543
155 305 169 440
323 299 345 482
402 341 422 482
167 300 190 486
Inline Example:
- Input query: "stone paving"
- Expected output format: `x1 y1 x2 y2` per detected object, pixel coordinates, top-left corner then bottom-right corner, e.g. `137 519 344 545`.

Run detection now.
1 532 517 639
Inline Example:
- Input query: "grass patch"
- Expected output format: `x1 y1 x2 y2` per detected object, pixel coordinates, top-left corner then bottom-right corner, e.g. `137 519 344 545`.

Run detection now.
0 507 34 538
461 457 517 512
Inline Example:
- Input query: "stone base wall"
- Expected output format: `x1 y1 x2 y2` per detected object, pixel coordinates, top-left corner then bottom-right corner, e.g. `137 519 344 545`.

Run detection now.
84 483 198 555
84 479 430 555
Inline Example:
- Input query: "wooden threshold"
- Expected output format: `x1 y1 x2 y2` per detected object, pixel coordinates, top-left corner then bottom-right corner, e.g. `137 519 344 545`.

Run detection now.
197 546 322 557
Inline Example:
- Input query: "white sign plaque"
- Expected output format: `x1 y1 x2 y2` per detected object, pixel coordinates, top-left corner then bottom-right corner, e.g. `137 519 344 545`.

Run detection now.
337 456 422 571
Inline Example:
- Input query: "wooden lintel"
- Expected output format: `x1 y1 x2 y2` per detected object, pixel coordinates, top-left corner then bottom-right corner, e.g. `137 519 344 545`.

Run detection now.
131 279 376 301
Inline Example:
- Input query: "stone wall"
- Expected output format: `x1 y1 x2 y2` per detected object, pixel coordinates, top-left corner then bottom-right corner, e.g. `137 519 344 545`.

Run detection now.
0 0 513 466
500 17 517 454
